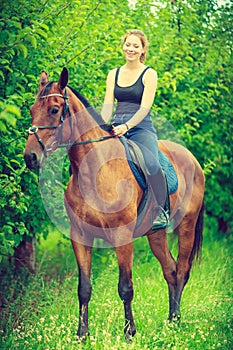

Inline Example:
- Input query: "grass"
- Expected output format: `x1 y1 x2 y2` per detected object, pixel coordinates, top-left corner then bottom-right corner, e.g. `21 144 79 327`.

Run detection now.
0 222 232 350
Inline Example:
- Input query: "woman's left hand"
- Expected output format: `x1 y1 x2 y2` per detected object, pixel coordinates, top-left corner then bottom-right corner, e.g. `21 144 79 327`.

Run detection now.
112 124 128 137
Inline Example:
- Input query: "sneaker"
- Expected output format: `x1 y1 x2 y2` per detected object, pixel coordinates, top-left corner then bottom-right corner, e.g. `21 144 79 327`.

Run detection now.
151 207 169 230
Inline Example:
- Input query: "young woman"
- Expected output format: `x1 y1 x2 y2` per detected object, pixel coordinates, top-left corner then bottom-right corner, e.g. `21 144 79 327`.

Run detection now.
101 29 169 229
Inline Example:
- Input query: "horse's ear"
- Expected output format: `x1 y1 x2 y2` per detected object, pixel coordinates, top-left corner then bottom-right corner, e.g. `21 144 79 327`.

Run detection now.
39 71 48 90
58 67 68 91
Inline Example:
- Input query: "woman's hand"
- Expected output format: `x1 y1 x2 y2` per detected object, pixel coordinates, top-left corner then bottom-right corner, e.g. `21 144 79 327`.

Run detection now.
112 124 129 137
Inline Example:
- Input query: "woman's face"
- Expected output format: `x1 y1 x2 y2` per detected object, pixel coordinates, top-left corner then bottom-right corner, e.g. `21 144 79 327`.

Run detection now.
123 34 144 62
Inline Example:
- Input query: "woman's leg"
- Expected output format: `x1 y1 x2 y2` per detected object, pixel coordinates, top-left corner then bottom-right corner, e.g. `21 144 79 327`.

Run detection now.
128 129 169 229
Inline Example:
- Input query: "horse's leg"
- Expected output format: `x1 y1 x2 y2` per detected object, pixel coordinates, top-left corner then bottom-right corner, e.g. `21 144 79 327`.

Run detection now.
173 213 201 321
115 243 136 340
147 230 178 321
71 238 93 339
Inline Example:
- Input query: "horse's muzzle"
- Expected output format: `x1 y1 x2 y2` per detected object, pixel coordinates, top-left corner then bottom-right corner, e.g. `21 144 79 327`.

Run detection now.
24 151 42 170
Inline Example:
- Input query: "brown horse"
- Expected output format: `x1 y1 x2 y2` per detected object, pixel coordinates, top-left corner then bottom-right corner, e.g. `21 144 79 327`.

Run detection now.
24 68 205 340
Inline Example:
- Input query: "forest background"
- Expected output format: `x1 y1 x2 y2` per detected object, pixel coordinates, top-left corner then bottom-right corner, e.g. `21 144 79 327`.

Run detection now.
0 0 232 258
0 0 232 349
0 0 233 257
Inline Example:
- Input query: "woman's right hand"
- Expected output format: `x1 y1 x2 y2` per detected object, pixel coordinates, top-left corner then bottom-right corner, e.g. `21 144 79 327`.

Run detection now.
112 124 128 137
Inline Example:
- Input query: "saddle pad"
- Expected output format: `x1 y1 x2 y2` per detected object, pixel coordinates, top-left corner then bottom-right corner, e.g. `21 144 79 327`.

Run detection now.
158 150 178 194
120 137 178 195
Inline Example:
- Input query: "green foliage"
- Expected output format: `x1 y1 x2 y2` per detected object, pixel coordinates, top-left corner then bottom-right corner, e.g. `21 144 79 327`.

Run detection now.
0 110 50 259
0 102 19 131
0 0 232 259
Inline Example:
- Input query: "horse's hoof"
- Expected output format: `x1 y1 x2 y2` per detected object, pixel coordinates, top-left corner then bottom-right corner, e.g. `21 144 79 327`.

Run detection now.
124 324 136 342
168 312 181 323
77 327 90 343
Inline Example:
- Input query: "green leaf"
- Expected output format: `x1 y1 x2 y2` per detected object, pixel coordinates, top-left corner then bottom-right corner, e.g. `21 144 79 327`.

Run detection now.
0 120 7 132
27 35 37 48
0 71 5 81
36 28 48 39
5 105 21 118
15 43 28 58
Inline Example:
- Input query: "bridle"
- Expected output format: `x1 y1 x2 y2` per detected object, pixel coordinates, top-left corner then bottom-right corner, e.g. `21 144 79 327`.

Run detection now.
28 87 115 156
28 88 72 155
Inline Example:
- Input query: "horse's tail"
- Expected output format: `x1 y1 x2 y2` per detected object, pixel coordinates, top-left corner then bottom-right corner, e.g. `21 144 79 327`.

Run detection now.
189 201 204 264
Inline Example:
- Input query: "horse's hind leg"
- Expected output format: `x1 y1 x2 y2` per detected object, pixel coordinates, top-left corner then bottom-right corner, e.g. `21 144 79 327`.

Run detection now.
173 212 202 321
71 238 93 339
115 243 136 340
147 230 178 320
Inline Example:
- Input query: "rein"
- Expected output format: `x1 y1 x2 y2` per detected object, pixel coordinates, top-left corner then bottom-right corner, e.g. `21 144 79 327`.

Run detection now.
57 135 116 148
28 88 115 154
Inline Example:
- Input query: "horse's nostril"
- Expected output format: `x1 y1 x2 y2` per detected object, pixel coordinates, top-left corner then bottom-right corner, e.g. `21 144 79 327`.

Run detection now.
30 153 37 161
24 152 39 169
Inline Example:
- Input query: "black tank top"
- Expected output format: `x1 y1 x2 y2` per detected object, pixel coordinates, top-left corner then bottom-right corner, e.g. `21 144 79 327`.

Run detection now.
114 66 150 115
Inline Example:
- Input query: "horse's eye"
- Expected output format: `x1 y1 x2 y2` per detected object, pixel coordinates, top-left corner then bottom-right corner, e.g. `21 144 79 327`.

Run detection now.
50 107 59 115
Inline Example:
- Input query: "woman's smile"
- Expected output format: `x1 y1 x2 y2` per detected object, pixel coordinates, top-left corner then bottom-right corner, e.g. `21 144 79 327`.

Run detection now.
125 51 136 57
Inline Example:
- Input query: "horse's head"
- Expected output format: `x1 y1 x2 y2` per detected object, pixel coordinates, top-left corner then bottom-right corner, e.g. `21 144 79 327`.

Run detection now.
24 67 72 169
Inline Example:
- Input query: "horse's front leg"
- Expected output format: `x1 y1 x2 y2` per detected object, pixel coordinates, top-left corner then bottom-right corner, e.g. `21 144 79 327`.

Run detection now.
71 238 93 339
115 243 136 340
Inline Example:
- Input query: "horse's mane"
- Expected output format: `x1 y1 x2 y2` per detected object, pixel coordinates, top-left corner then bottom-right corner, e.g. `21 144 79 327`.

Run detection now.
38 82 112 133
69 86 112 132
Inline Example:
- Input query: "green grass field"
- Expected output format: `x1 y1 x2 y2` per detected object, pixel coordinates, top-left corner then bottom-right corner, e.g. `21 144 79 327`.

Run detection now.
0 222 232 350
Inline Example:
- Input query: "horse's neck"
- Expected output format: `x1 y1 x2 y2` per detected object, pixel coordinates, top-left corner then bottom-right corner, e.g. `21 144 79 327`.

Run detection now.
68 96 109 174
69 90 108 141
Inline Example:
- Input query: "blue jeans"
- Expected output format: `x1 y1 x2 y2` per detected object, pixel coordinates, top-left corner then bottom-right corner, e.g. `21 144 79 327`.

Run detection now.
113 119 168 210
113 123 161 175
